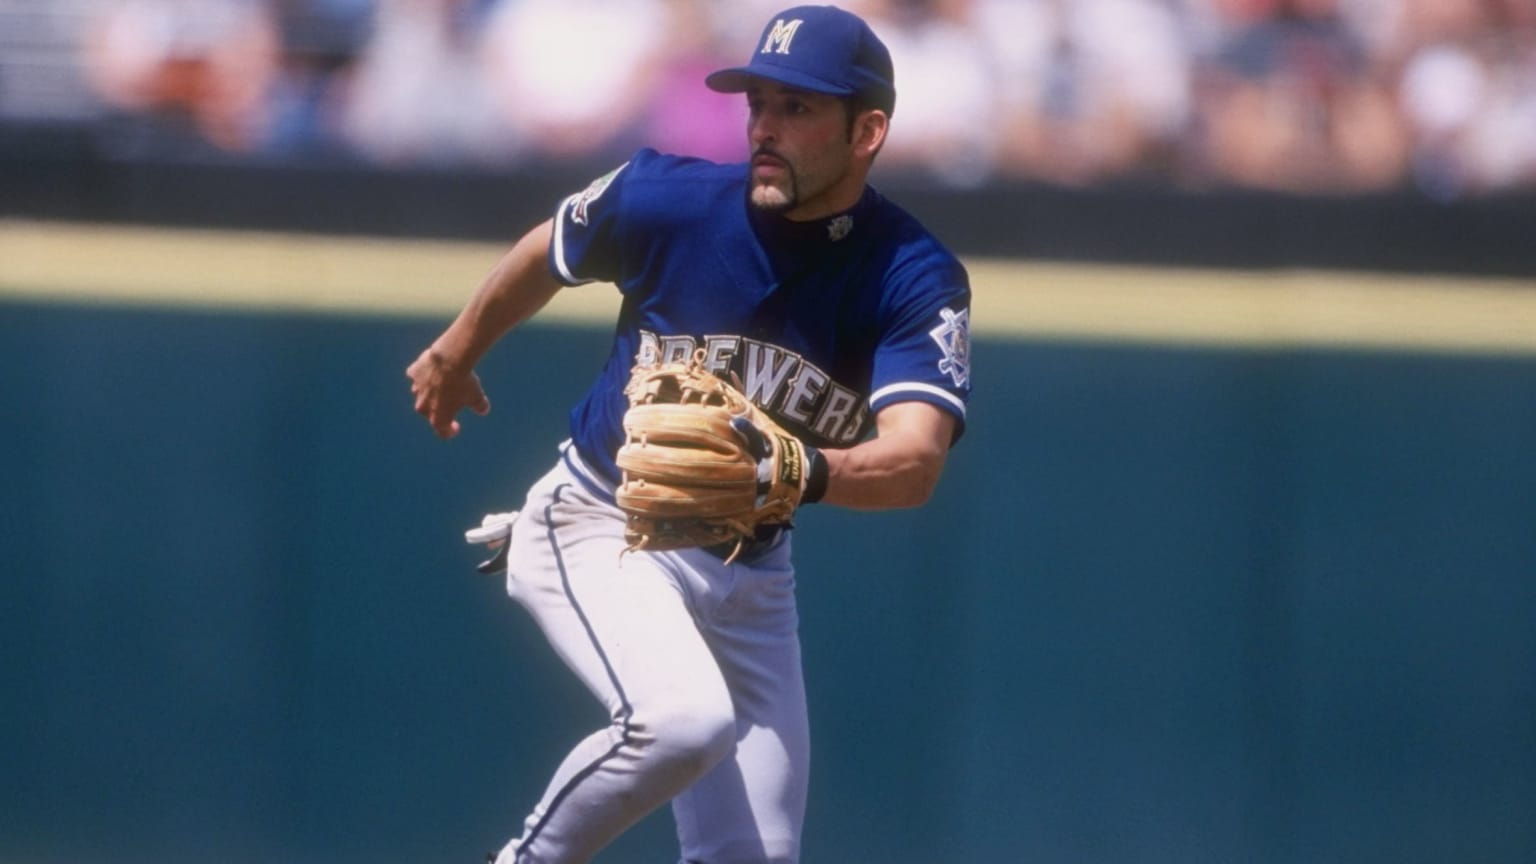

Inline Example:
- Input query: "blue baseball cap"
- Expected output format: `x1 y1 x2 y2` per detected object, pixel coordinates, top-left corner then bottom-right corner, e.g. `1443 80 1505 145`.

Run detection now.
706 5 896 114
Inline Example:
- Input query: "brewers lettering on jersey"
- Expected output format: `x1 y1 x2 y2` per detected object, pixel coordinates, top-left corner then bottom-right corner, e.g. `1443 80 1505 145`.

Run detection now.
405 6 971 863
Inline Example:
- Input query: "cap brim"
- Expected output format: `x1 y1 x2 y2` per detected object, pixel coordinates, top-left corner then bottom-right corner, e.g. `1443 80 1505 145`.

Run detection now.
705 65 855 97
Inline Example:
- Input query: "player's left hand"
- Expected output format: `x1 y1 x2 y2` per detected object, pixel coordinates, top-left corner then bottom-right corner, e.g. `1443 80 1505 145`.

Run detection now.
406 347 491 439
614 353 820 561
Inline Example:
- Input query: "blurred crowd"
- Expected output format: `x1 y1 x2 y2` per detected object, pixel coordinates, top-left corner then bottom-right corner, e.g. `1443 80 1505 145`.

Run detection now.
15 0 1536 196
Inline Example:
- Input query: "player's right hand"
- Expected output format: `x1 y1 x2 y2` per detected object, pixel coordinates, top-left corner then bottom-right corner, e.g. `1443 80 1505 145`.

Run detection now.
406 347 491 439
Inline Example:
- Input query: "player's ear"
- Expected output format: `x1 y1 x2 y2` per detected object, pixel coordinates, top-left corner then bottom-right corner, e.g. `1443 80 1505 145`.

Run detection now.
853 109 888 160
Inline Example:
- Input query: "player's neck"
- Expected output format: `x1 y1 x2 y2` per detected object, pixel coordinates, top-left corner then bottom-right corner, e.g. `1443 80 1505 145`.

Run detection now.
781 175 867 223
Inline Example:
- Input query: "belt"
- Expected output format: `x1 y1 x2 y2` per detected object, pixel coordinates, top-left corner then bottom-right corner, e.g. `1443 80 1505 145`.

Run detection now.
701 525 786 563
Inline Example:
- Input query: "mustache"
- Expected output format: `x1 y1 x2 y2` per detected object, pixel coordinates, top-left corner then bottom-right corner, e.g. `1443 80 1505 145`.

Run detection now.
752 146 787 164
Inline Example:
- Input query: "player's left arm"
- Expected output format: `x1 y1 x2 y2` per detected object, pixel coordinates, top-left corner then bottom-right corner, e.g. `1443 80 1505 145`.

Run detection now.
817 401 956 510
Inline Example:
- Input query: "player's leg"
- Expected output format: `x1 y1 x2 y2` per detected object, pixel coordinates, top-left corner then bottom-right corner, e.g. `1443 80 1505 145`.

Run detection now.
491 463 738 864
669 541 810 864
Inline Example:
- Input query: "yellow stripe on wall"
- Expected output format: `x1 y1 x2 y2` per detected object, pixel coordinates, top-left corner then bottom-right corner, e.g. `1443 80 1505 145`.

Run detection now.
966 260 1536 355
0 219 621 325
4 219 1535 355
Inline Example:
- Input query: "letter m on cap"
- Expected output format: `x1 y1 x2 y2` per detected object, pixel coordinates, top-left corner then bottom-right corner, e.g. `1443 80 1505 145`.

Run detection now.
761 18 804 54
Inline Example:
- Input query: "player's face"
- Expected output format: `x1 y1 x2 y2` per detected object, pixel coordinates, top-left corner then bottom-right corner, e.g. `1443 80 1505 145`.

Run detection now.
745 82 859 220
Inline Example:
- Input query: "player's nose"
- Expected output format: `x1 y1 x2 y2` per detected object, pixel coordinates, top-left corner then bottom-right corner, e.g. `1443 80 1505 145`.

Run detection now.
749 114 777 147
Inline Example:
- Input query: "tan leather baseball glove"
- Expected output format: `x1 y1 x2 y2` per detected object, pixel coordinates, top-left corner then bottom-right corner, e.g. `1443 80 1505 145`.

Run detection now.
616 351 816 562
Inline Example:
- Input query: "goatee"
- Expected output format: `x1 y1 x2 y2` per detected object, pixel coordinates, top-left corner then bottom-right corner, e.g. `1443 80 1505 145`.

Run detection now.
750 183 795 212
748 149 796 212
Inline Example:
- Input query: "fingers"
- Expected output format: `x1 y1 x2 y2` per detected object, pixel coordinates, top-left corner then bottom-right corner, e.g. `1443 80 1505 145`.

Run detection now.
422 402 457 438
406 358 485 438
456 378 491 428
730 416 772 459
414 398 457 438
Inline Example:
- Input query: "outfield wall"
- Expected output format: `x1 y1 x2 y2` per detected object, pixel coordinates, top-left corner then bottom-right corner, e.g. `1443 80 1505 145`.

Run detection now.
2 229 1534 864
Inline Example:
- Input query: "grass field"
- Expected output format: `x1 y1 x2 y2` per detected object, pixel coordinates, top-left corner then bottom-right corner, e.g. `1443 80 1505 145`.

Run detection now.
3 218 1534 355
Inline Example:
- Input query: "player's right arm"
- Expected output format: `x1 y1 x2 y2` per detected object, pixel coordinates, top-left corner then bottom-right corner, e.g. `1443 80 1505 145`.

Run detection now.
818 401 955 509
406 218 561 439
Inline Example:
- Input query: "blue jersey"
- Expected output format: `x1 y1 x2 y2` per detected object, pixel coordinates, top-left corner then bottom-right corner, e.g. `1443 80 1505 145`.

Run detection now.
549 148 972 486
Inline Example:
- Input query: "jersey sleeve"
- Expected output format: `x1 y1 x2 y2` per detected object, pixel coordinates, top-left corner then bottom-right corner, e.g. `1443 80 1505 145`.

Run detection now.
547 153 645 286
869 256 973 439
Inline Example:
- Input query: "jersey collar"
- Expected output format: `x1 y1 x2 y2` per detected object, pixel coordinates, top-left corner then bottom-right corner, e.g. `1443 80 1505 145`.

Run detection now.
747 186 875 251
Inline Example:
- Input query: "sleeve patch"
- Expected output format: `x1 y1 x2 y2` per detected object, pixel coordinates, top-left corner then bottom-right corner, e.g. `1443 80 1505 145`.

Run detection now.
570 161 628 226
928 307 970 389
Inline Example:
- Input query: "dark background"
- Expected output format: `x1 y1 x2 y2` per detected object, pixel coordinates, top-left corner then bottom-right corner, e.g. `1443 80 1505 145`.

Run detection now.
5 124 1536 278
3 3 1534 857
2 300 1532 863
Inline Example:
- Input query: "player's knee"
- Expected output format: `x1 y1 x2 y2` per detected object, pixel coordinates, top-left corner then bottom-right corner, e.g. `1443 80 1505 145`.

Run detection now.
657 708 736 770
629 702 736 779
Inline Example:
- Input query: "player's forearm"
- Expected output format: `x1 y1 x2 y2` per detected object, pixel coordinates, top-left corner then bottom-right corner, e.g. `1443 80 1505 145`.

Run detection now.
816 401 956 510
819 432 947 510
431 219 562 370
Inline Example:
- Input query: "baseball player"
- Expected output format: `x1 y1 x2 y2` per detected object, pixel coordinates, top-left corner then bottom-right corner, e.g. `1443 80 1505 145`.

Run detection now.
406 6 971 862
